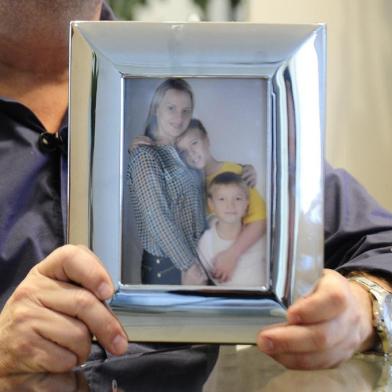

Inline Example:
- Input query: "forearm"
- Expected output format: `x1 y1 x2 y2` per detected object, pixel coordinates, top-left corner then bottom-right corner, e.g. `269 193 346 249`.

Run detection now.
228 220 266 259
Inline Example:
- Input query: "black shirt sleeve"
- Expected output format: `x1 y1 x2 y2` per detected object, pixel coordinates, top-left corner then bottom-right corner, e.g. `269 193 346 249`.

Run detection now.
324 163 392 278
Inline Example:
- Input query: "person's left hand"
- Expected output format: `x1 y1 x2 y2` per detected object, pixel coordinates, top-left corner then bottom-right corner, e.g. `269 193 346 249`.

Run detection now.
211 249 238 283
241 164 257 188
257 269 376 369
128 135 154 153
181 262 208 285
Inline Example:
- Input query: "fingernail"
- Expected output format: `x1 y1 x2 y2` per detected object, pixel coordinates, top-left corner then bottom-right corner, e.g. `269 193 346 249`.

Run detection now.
111 334 128 355
260 337 274 353
97 282 113 300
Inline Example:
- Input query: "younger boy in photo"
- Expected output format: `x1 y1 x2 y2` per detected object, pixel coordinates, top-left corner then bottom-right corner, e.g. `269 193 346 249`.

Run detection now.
197 172 267 286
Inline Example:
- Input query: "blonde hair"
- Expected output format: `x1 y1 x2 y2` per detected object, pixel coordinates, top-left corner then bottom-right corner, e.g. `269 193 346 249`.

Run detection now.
144 78 194 140
208 172 249 199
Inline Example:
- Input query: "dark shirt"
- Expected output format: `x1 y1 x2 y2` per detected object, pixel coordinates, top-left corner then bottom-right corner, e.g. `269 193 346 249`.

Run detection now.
0 2 115 311
324 164 392 276
0 99 67 309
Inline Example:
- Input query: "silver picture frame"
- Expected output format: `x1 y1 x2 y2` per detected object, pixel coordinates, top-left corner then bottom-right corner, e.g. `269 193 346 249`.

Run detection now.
68 21 326 344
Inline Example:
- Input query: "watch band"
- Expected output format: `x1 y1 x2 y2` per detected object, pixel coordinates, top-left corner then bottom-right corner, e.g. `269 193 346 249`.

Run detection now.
348 276 392 356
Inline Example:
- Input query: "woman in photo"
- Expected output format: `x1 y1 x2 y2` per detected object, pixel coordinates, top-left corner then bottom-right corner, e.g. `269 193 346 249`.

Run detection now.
127 78 207 285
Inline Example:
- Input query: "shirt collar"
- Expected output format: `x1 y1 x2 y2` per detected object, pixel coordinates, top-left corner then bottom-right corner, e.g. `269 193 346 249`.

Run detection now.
101 1 116 21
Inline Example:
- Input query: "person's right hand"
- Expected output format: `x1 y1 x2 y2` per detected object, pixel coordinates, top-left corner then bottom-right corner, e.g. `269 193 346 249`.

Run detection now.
0 245 128 375
0 372 90 392
211 248 238 283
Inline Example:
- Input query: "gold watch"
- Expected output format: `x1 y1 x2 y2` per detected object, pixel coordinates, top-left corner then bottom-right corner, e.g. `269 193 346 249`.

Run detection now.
348 276 392 356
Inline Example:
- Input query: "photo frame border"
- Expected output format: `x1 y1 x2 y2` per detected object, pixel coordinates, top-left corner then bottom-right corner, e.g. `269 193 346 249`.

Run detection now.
68 21 326 343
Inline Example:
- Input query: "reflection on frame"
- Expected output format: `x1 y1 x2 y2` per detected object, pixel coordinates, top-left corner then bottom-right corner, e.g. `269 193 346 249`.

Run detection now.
123 77 269 289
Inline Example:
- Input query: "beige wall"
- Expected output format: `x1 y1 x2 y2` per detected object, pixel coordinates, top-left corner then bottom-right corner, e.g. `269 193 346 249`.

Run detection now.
249 0 392 210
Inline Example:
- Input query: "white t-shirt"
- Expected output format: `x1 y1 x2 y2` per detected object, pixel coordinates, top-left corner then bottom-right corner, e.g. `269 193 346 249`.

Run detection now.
197 219 267 287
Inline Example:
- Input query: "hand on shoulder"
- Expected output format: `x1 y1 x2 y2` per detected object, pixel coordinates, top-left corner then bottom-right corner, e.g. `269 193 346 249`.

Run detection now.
128 135 154 153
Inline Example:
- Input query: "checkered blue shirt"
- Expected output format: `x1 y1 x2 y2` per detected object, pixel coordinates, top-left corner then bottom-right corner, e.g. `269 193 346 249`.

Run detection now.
127 145 206 271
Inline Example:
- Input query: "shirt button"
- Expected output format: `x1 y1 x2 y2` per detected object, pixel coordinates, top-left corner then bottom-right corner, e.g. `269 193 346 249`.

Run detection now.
156 259 160 264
